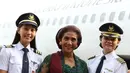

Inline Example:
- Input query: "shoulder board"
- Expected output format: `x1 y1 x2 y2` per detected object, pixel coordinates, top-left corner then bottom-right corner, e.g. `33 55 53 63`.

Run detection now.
116 58 125 64
4 45 15 48
0 45 2 49
36 50 42 55
0 45 2 52
88 55 96 60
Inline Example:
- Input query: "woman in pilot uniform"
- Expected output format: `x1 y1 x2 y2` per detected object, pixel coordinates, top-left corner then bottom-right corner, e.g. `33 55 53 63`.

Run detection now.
0 12 42 73
87 23 128 73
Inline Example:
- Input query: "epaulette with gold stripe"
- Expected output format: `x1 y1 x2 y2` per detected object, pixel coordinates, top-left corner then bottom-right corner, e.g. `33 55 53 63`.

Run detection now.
4 45 15 48
0 45 2 49
116 58 125 64
88 55 96 60
0 45 2 51
36 50 42 55
0 45 15 52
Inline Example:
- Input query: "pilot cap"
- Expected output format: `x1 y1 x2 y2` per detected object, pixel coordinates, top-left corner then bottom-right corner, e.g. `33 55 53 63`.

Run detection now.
16 12 40 28
99 22 123 38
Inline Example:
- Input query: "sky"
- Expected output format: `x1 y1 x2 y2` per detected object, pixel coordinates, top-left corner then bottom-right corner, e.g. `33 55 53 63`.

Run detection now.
0 0 81 24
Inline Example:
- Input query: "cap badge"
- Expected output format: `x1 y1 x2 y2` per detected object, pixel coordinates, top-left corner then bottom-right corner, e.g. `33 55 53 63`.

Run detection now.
108 25 114 32
28 14 35 21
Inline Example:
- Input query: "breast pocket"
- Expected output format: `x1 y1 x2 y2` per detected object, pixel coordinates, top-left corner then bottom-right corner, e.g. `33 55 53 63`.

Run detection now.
9 56 22 70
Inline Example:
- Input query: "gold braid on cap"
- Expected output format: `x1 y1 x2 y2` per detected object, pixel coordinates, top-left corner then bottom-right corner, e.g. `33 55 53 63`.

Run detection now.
101 32 120 37
19 20 37 25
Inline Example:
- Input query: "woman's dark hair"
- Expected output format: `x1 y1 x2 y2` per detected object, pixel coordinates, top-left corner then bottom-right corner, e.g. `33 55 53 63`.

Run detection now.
56 25 82 49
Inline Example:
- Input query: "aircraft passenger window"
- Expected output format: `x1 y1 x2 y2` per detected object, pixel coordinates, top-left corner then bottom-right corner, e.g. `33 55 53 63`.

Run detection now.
40 19 44 26
46 18 50 25
1 24 5 28
118 11 125 21
73 15 79 24
100 13 106 22
128 13 130 20
66 16 71 24
6 24 10 28
52 18 57 25
109 12 115 21
59 17 64 25
7 24 10 28
3 24 5 28
90 14 96 23
82 15 88 24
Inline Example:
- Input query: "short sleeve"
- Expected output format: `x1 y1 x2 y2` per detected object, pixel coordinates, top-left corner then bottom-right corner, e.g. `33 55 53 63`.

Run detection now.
36 54 51 73
115 63 128 73
0 45 5 52
0 47 11 71
80 59 89 73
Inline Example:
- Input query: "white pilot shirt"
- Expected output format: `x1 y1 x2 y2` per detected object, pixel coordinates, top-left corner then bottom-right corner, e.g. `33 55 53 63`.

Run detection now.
87 50 128 73
0 42 41 73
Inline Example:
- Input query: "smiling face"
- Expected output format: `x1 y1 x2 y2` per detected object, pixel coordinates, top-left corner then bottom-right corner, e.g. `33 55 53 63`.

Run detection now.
59 31 78 54
18 24 36 47
101 36 120 54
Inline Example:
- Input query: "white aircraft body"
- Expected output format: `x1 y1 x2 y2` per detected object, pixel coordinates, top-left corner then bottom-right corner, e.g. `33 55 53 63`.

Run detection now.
0 0 130 61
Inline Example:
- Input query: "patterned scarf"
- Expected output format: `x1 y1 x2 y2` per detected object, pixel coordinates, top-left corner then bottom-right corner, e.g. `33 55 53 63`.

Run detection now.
50 51 84 73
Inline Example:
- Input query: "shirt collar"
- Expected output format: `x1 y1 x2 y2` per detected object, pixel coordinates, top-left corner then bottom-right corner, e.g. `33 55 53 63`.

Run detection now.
16 42 31 51
100 50 118 59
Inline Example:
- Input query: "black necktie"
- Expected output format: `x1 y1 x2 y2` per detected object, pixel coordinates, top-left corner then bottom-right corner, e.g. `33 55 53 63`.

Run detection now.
96 56 106 73
22 48 29 73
